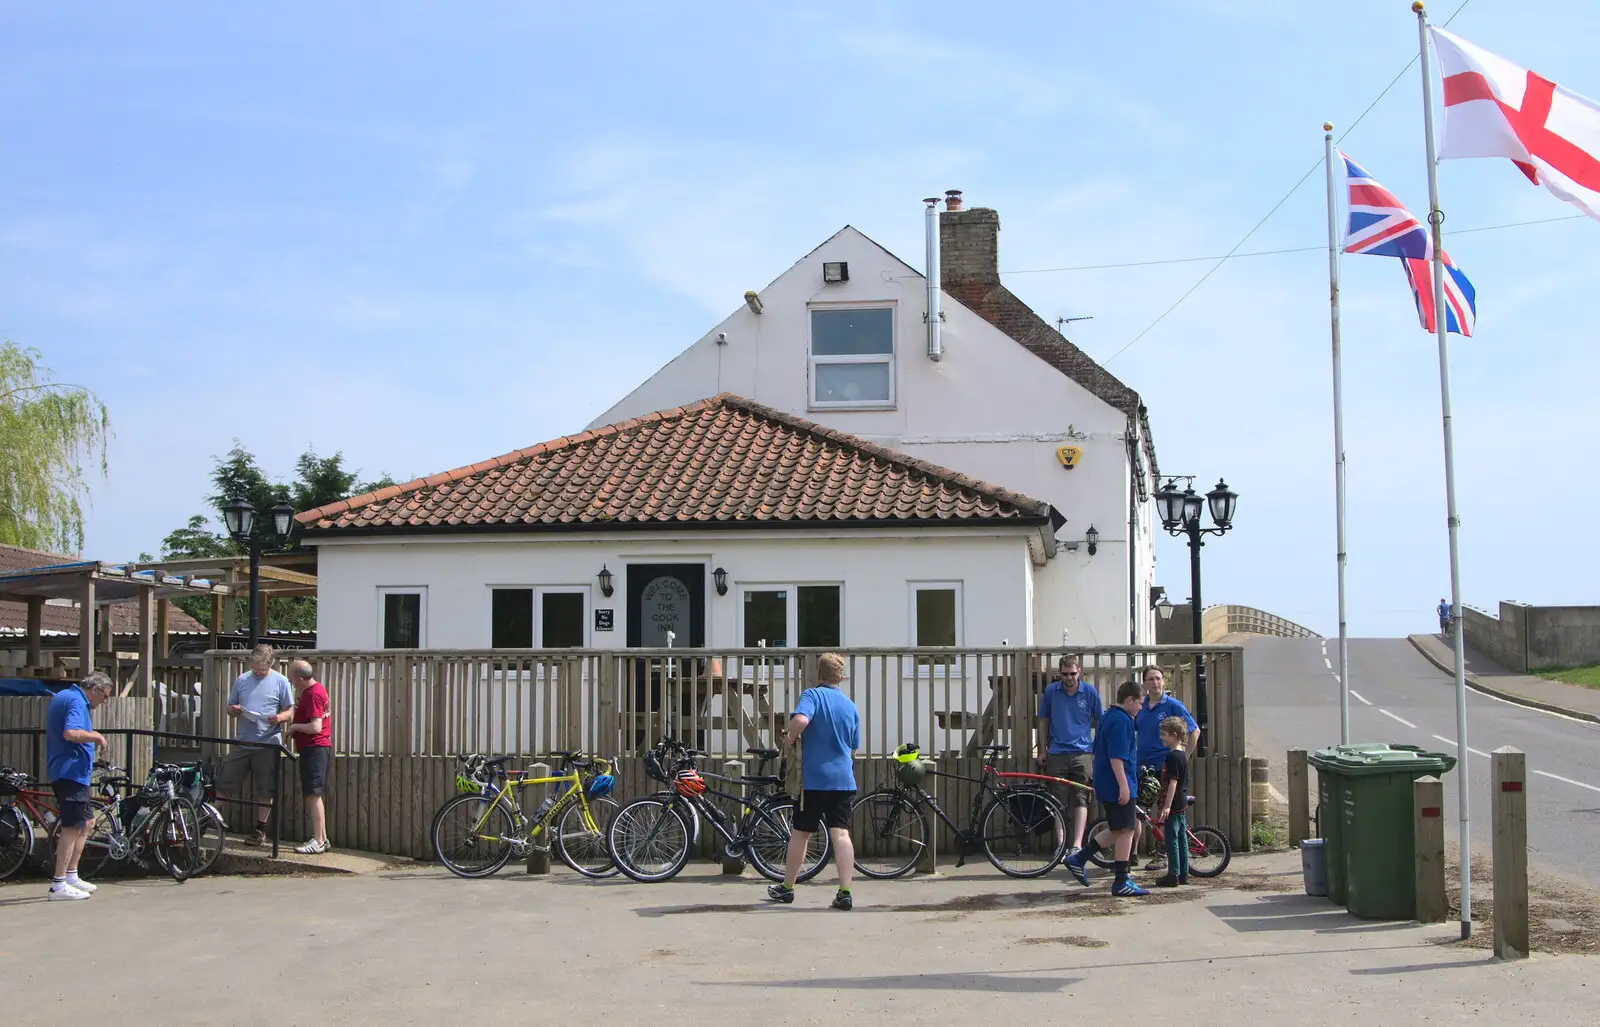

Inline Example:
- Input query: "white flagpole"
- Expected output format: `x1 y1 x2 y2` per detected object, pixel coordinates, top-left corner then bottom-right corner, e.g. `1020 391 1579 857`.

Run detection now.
1415 0 1472 940
1323 123 1351 745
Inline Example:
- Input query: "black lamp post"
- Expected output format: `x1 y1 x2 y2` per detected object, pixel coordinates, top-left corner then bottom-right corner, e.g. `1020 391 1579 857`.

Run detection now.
1154 476 1238 757
224 498 297 648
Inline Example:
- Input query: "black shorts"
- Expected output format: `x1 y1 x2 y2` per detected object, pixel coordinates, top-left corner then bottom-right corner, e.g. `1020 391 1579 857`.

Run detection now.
792 790 853 832
299 746 332 797
52 779 92 829
1102 799 1137 832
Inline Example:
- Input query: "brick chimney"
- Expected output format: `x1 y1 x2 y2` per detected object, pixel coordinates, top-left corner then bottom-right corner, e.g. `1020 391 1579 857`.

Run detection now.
939 190 1000 290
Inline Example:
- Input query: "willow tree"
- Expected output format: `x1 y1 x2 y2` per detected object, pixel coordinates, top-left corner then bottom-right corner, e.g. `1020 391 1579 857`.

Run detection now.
0 342 110 553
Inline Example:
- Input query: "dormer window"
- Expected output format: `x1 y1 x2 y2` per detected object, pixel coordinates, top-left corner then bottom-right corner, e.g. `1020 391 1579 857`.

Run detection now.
809 306 895 409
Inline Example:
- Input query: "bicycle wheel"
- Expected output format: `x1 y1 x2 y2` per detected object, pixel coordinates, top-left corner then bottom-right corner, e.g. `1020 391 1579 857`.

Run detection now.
849 788 927 879
980 788 1067 878
50 805 119 880
152 798 203 882
606 796 692 883
1185 824 1232 878
1082 817 1115 869
743 799 830 883
193 804 227 876
0 806 33 881
432 794 517 878
555 796 620 879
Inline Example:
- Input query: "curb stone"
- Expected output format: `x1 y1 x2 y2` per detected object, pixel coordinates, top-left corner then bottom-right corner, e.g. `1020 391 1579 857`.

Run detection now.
1406 635 1600 725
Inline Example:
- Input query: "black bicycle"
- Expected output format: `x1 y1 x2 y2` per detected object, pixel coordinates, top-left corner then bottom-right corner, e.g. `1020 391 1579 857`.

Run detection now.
850 744 1068 879
606 738 828 883
53 762 205 882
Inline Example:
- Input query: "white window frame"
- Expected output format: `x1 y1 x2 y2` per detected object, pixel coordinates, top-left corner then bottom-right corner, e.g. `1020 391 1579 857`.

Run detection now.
737 583 844 682
808 303 896 410
486 585 591 648
909 581 962 669
377 586 427 649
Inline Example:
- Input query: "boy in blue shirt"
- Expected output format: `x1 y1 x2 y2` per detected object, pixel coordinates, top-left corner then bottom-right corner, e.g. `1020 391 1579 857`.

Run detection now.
1063 681 1148 897
768 653 859 910
1035 657 1101 855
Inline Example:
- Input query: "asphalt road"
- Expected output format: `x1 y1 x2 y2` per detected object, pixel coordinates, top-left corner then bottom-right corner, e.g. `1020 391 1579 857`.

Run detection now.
1244 636 1600 887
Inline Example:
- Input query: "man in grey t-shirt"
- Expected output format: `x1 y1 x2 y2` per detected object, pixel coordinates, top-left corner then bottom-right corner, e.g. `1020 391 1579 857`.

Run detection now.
218 644 295 845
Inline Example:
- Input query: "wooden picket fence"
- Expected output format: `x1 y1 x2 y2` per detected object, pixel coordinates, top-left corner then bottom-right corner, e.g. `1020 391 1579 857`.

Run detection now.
199 644 1254 860
0 696 155 785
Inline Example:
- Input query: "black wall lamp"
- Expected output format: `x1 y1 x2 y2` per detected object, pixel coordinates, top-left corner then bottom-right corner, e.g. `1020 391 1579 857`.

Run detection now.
1085 525 1099 557
713 567 728 596
598 565 614 598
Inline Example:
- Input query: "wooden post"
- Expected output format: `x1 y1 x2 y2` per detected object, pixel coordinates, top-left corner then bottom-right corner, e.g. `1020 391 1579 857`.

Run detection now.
256 587 270 639
98 601 113 659
79 576 95 679
597 656 618 756
721 760 746 875
132 586 154 697
916 768 939 875
1249 757 1270 822
156 599 170 658
1287 749 1310 848
1491 747 1529 959
25 596 44 669
525 761 552 875
210 593 223 642
1413 775 1446 923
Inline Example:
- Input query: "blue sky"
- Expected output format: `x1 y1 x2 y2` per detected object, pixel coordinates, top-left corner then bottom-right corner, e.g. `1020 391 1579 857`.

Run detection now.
3 1 1596 638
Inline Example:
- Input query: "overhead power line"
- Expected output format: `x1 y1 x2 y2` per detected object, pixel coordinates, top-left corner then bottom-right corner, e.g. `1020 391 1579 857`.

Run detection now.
1000 213 1587 275
1099 0 1476 366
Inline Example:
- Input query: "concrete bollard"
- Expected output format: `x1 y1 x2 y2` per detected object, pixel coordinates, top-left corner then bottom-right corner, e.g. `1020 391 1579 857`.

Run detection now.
1491 747 1529 959
721 760 746 875
1249 758 1271 822
1412 775 1446 923
1287 749 1310 848
526 762 552 875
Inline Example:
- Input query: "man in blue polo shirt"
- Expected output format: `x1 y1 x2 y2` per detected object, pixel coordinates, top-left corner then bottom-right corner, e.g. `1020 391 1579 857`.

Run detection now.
45 671 113 900
1035 657 1101 855
1134 665 1198 874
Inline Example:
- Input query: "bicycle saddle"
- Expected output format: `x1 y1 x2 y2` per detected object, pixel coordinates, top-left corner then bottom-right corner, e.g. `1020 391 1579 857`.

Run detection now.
483 756 517 767
745 747 780 760
547 750 579 759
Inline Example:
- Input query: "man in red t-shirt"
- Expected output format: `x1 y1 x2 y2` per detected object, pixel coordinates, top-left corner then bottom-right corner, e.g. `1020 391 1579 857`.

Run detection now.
285 659 332 854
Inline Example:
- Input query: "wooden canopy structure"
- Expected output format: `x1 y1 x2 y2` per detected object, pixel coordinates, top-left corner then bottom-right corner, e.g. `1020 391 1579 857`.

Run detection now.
0 561 233 694
129 554 317 637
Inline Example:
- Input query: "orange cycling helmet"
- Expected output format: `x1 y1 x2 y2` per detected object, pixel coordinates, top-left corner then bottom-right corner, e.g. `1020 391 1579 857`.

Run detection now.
673 768 706 797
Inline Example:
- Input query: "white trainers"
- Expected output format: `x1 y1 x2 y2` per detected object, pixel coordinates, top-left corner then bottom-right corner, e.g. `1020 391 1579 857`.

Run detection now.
48 882 91 901
293 839 329 855
65 877 97 893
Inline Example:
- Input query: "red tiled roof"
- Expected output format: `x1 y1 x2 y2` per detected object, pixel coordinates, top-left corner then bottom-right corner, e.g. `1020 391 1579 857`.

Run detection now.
299 395 1052 534
0 544 206 634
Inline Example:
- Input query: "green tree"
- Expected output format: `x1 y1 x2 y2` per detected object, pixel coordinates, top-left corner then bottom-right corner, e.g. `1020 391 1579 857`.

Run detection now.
161 443 394 633
0 342 110 553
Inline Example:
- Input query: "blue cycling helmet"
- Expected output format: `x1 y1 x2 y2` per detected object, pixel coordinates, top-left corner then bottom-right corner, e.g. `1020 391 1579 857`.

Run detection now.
587 773 615 799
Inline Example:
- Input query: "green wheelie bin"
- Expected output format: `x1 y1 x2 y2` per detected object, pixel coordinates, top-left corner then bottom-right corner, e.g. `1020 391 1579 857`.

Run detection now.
1328 746 1457 919
1308 742 1393 905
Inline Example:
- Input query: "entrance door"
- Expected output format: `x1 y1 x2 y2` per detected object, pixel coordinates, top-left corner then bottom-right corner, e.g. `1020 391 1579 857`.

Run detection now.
625 564 705 648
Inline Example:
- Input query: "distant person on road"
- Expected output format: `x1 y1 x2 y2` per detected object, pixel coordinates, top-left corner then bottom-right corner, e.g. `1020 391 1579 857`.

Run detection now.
1062 681 1147 897
1152 717 1191 888
1036 657 1101 856
219 644 295 846
286 659 332 854
1134 665 1198 875
768 652 859 911
44 671 114 900
1438 598 1451 635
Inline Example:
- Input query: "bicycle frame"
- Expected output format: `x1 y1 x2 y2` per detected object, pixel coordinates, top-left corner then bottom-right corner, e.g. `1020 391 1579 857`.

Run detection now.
464 761 608 847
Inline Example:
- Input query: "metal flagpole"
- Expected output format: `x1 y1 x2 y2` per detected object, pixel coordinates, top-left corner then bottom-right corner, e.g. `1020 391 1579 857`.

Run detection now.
1323 123 1351 745
1414 0 1472 940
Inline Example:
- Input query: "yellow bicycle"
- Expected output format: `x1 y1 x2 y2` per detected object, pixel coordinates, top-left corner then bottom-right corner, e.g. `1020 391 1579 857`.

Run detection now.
430 751 618 878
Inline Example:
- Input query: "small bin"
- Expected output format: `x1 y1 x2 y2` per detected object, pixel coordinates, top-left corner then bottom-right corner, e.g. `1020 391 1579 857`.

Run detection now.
1300 838 1328 896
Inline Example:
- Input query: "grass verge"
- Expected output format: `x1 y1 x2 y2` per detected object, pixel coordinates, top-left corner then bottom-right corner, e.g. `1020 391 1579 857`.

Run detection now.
1533 664 1600 689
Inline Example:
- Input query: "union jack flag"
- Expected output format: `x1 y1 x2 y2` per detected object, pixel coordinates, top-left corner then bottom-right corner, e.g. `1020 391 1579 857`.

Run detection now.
1340 152 1477 337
